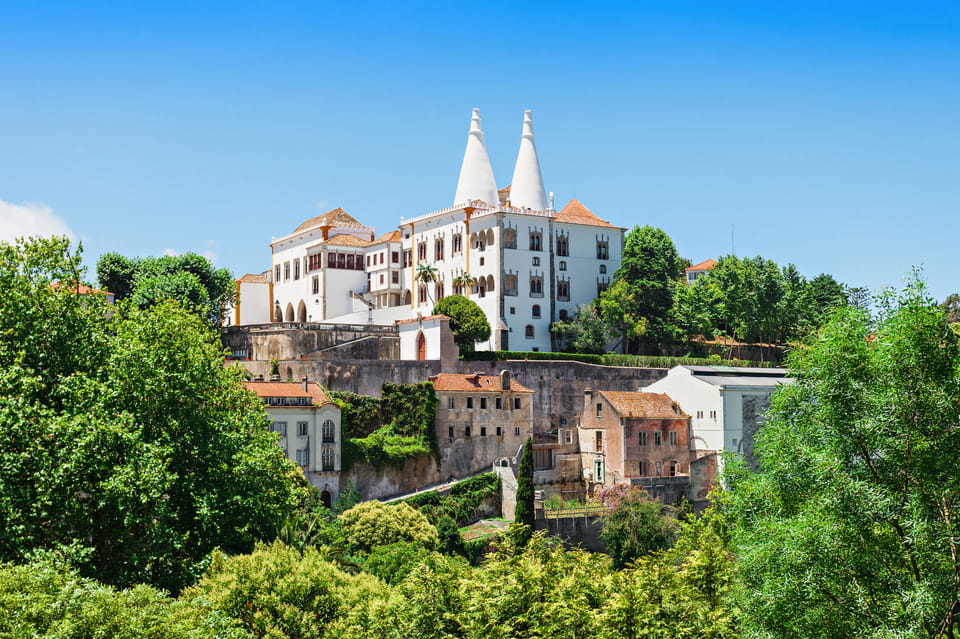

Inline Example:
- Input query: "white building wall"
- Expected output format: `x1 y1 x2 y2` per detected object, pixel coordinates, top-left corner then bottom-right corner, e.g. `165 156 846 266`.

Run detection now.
263 402 342 498
643 368 724 452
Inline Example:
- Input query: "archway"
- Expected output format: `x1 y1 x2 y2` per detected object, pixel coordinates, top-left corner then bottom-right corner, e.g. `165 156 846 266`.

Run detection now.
417 331 426 361
321 490 332 509
402 289 412 305
285 303 294 322
274 306 283 322
297 300 307 323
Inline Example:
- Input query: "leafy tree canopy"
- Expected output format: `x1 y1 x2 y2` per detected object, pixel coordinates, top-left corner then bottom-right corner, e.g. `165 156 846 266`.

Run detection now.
551 302 614 354
727 275 960 638
338 501 439 554
97 251 234 326
432 294 491 354
599 486 679 569
0 237 307 593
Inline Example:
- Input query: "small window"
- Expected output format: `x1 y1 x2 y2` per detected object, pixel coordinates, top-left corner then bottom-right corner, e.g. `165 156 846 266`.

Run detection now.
392 251 399 263
655 431 662 446
530 276 543 297
529 231 542 251
496 426 503 436
466 397 474 409
449 426 454 438
696 410 704 419
510 307 516 315
595 431 603 452
298 421 308 437
284 262 291 280
465 426 472 438
599 264 606 274
447 397 456 409
514 397 521 410
296 448 309 467
480 397 488 409
557 280 570 301
495 397 503 410
670 430 678 446
271 421 287 437
514 426 521 437
274 265 281 282
525 325 535 339
556 235 569 256
532 305 541 319
565 430 573 444
558 309 569 321
639 431 647 446
596 403 603 417
480 426 487 437
559 261 566 271
312 276 320 295
532 256 540 266
709 410 717 419
669 461 678 477
639 460 647 476
503 228 517 249
596 240 609 260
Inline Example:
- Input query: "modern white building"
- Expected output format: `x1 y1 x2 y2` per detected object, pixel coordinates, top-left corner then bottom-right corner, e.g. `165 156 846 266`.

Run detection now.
231 109 626 353
643 365 791 467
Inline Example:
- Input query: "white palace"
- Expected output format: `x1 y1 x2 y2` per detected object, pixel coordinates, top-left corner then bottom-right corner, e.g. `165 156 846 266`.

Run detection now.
229 109 625 353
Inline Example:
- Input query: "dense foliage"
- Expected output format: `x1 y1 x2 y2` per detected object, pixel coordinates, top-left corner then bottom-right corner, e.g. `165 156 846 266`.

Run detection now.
97 251 234 326
463 349 774 368
727 278 960 638
338 501 440 554
433 294 492 353
401 472 500 526
0 237 307 593
0 561 251 638
330 381 439 470
600 486 679 569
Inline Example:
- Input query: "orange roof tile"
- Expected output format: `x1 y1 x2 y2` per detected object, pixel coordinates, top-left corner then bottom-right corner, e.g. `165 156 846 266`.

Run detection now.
599 391 687 419
323 234 371 248
237 273 268 284
429 373 534 394
369 230 401 245
293 208 366 234
686 259 717 272
553 199 622 229
51 281 112 296
244 381 334 406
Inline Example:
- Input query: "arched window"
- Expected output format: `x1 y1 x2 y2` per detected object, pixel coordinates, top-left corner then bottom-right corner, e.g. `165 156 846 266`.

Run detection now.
532 305 541 318
417 332 426 360
529 232 542 252
485 228 494 246
525 325 535 339
322 419 335 442
486 275 495 292
559 309 569 321
285 303 295 322
530 276 543 297
556 234 569 256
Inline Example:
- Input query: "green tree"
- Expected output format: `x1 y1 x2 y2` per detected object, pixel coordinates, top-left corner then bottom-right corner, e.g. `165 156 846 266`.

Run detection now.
96 251 234 326
942 292 960 324
185 542 382 639
0 560 251 639
432 294 491 354
338 501 439 554
550 302 612 354
601 226 681 353
0 237 307 593
513 437 535 544
727 276 960 638
600 486 679 569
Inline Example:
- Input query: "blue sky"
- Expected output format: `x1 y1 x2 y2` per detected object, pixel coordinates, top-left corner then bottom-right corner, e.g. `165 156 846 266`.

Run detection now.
1 1 958 299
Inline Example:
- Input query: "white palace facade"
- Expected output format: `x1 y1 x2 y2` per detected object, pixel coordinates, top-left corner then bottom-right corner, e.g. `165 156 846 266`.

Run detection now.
230 109 625 353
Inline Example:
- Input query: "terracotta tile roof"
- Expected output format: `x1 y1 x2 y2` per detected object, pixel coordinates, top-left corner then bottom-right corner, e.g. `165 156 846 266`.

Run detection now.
51 281 112 296
395 314 449 325
429 373 534 394
369 230 401 245
237 273 268 284
322 234 371 248
553 199 622 229
598 391 687 419
293 208 366 233
243 381 334 406
686 259 717 272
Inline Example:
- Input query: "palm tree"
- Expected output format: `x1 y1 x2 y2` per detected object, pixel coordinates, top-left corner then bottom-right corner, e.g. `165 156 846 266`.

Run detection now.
415 263 440 305
453 272 477 298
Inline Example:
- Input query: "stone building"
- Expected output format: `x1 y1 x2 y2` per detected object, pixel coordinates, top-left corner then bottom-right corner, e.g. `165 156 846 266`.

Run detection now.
430 371 534 478
578 389 693 497
244 378 342 507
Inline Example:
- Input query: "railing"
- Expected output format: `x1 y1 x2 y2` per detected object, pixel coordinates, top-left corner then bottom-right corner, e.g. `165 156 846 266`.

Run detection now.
224 322 398 334
400 200 557 226
543 504 609 519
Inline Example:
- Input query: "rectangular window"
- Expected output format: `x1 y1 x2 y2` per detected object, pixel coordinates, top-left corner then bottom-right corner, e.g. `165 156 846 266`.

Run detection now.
403 250 411 267
271 421 287 437
495 397 503 410
465 426 471 438
514 426 521 437
297 421 308 437
294 260 301 280
655 431 662 446
392 271 399 284
480 426 487 437
284 262 291 280
448 426 454 438
480 397 488 409
557 280 570 301
391 251 399 264
596 403 603 417
274 265 280 282
559 261 566 271
447 397 455 409
312 276 319 295
639 431 647 446
514 397 521 410
670 430 678 446
529 232 542 251
596 240 609 260
466 397 474 409
496 426 503 436
639 460 647 476
530 277 543 297
296 448 309 467
696 410 704 419
595 431 603 452
709 410 717 419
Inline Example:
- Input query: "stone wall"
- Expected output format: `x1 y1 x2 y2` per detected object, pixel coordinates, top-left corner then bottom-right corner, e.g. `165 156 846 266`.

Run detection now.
223 323 400 361
536 512 606 552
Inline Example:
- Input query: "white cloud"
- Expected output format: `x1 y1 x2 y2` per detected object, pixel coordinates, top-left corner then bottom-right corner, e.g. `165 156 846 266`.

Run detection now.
162 248 179 257
0 198 74 243
159 241 219 264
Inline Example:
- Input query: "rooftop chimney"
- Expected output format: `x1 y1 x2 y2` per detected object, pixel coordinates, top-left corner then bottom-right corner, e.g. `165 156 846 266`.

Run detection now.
302 376 309 392
500 370 511 390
